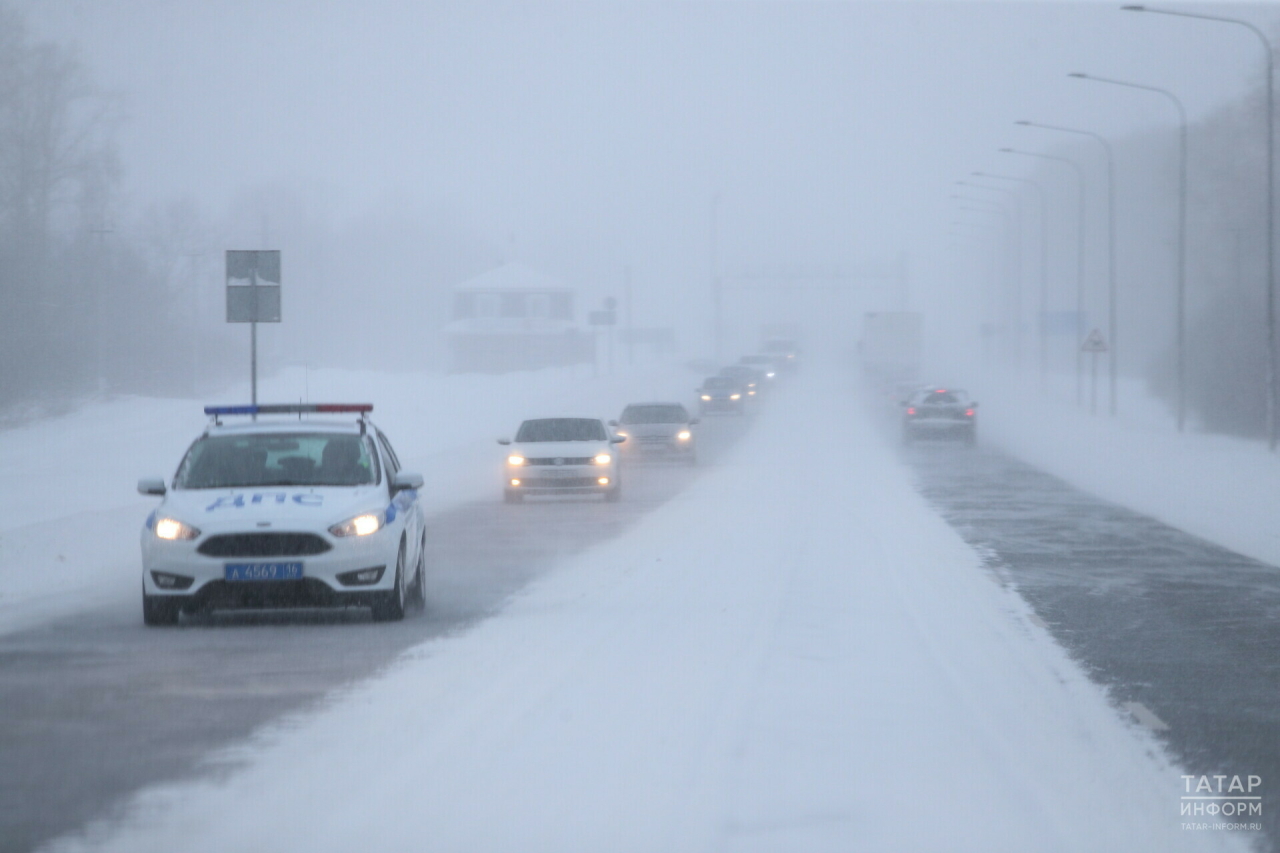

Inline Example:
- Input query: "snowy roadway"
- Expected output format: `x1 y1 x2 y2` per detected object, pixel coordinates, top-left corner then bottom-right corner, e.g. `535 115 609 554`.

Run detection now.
2 364 1245 853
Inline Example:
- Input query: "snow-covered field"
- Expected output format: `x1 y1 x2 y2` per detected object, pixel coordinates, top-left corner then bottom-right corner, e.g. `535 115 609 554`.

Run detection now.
979 372 1280 571
32 364 1247 853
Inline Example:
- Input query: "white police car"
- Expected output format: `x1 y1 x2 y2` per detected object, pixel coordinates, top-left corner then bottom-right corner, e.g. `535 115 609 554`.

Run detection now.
137 404 426 626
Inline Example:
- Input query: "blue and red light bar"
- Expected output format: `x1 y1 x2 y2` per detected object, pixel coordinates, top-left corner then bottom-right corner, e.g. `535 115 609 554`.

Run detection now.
204 404 373 416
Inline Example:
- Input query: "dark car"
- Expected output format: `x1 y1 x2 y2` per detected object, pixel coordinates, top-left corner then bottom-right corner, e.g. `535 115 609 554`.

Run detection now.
718 365 764 400
901 387 977 445
610 402 698 465
697 376 747 415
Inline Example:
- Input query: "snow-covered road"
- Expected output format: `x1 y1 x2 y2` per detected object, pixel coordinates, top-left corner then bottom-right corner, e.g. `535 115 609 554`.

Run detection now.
41 365 1241 853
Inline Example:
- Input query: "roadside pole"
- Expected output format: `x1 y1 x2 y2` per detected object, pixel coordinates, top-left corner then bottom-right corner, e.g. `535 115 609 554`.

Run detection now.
1082 329 1108 417
226 250 281 415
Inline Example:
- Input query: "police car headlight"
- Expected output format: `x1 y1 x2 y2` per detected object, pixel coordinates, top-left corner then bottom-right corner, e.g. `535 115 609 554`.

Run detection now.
593 453 612 465
507 455 525 466
677 430 692 441
329 511 386 537
154 518 201 541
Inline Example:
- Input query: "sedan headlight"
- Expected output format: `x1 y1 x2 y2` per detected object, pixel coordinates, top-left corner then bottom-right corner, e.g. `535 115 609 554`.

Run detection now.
154 517 201 541
701 395 711 401
677 430 692 441
329 511 386 537
593 453 612 465
730 394 741 400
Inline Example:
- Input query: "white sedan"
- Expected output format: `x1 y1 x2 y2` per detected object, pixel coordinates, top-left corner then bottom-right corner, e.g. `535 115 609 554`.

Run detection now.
137 404 426 626
499 417 625 503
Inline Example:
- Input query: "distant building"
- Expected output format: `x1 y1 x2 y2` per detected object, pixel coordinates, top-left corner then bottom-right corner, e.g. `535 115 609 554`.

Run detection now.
444 263 593 373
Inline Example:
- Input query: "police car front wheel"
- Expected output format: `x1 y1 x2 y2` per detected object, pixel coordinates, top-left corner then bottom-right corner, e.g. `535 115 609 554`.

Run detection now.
370 542 408 622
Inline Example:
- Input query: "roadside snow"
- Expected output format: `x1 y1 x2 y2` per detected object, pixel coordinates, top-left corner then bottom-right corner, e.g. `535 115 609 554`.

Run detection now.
979 373 1280 570
0 360 699 636
42 367 1246 853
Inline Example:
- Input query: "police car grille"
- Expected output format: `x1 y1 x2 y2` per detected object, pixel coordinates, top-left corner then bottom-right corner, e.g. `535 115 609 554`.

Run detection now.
198 533 332 557
526 457 594 466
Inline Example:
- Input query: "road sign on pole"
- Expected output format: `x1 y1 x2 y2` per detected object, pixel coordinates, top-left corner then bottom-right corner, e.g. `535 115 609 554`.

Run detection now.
1081 328 1108 352
226 250 282 409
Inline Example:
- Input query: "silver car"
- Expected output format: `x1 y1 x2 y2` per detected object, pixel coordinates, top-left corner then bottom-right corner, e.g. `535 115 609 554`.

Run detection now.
610 403 698 465
901 387 978 445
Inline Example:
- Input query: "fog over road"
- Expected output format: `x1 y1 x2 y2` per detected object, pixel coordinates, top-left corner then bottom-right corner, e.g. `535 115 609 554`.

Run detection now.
0 417 750 853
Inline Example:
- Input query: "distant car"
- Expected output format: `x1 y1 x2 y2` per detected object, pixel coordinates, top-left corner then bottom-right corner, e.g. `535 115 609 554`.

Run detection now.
698 376 747 415
500 417 625 503
761 338 801 370
136 404 427 626
718 364 764 399
738 354 781 382
611 402 698 465
902 387 978 445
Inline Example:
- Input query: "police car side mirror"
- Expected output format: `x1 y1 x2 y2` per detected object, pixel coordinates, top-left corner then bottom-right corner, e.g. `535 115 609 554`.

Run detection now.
610 435 627 444
497 438 511 446
138 478 167 496
392 471 424 493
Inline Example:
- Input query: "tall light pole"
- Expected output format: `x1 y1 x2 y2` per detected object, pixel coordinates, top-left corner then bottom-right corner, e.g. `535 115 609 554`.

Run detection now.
976 171 1050 381
1017 120 1119 416
959 180 1026 368
1000 147 1089 406
710 192 723 361
1123 5 1275 445
956 201 1018 363
1070 71 1188 432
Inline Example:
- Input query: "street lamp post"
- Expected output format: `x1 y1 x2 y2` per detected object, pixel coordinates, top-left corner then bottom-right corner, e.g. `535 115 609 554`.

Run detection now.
959 181 1026 368
1123 4 1276 446
710 192 723 362
975 171 1050 381
1070 71 1188 432
1017 120 1119 416
956 200 1018 363
1000 148 1089 407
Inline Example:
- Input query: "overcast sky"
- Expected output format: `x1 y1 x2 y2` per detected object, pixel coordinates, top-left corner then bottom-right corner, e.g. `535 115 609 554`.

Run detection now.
15 1 1279 354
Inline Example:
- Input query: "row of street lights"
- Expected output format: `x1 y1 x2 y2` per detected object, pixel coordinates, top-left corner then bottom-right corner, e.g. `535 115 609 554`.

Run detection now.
952 4 1277 447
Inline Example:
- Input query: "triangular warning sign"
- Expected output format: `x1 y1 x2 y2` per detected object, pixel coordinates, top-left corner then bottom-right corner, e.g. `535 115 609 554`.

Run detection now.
1081 328 1108 353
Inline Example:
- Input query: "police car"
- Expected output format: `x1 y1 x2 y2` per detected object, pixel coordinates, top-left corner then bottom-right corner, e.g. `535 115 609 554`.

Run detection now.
137 404 426 626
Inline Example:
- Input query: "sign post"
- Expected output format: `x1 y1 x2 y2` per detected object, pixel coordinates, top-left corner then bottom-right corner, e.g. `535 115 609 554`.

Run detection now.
1081 328 1109 416
226 250 282 410
588 302 617 376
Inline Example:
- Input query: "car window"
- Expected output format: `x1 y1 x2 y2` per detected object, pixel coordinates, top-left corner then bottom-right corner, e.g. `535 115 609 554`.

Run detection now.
376 431 401 475
515 418 607 442
174 432 379 488
919 391 965 405
703 377 737 390
620 405 689 424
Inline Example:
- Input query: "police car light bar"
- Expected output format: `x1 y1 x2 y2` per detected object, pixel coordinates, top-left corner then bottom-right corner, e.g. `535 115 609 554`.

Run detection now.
204 404 373 416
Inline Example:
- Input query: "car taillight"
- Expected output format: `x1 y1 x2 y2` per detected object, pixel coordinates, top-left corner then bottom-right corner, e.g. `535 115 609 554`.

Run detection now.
907 407 916 415
965 408 974 417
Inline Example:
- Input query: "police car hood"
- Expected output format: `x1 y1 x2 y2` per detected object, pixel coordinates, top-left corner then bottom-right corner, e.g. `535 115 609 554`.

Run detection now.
163 486 389 532
512 440 612 458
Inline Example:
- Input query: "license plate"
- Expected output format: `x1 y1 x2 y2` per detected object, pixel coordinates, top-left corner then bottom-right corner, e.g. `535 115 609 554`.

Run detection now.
545 468 577 478
224 562 304 582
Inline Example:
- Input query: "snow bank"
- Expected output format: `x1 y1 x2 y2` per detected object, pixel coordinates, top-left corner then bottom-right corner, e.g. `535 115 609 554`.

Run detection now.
979 373 1280 570
44 366 1245 853
0 360 699 636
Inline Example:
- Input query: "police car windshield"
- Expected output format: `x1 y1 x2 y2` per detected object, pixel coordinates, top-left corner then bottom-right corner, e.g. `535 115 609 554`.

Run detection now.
175 433 378 488
620 405 689 425
515 418 607 442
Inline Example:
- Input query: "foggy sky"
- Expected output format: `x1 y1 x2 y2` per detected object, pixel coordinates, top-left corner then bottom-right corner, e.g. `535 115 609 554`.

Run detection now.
15 1 1279 361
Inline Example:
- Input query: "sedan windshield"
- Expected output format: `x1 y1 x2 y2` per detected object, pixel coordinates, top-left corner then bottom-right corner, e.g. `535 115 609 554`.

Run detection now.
515 418 607 442
620 405 689 425
703 377 738 390
175 433 378 488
